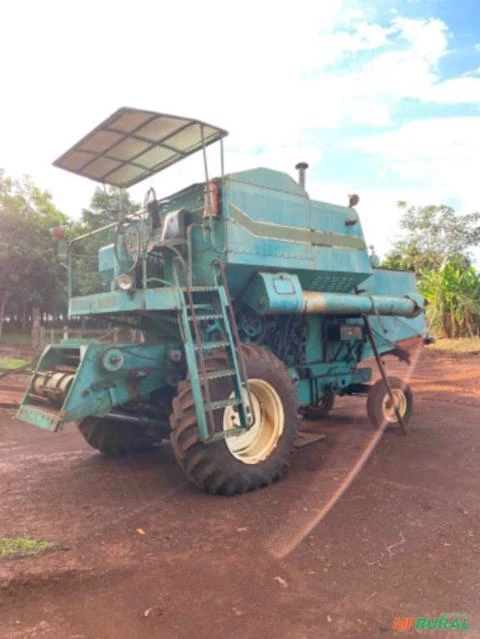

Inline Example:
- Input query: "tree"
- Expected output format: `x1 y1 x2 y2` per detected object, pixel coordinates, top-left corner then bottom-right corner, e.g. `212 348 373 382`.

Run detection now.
419 264 480 338
0 171 68 337
69 187 140 296
383 202 480 274
79 186 139 231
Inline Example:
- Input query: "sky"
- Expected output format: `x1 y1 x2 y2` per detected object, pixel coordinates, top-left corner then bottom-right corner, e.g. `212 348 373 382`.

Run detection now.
1 0 480 260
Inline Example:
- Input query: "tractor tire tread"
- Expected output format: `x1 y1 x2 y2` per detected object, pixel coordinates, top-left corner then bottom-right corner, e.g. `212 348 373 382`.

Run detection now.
169 345 298 495
78 417 158 456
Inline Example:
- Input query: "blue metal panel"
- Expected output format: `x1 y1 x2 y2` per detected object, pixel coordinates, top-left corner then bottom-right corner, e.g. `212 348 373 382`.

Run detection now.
16 343 171 431
98 244 116 284
241 272 304 314
69 287 182 316
360 268 426 359
220 169 373 296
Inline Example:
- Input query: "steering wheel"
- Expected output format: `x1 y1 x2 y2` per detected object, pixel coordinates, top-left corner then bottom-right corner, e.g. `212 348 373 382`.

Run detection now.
114 213 142 272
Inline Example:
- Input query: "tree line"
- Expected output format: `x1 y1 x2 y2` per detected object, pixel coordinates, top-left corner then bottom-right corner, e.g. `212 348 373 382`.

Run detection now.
1 170 479 339
382 201 480 338
0 170 138 338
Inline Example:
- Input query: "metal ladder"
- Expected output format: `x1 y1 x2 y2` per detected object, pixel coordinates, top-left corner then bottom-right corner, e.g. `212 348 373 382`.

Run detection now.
177 275 252 443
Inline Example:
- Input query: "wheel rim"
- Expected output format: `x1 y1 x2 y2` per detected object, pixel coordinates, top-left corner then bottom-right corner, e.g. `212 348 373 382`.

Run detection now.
381 388 407 423
223 378 284 465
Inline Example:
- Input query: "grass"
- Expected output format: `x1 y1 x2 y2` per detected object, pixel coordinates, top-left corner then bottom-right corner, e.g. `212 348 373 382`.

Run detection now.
0 537 56 559
0 332 31 346
427 338 480 354
0 357 29 370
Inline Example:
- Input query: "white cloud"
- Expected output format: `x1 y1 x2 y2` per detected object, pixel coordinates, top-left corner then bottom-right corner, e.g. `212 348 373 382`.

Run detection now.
346 116 480 259
392 16 447 63
421 76 480 103
0 0 352 212
267 16 449 130
348 116 480 169
0 3 449 168
1 0 476 268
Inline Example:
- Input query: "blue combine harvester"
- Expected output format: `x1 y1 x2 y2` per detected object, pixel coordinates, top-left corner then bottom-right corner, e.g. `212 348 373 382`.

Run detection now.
17 107 426 495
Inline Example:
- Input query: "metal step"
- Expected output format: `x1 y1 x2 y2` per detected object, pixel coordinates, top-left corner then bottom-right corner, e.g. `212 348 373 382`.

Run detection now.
17 403 61 431
195 341 230 351
184 286 219 292
189 314 223 322
206 397 241 411
200 369 236 380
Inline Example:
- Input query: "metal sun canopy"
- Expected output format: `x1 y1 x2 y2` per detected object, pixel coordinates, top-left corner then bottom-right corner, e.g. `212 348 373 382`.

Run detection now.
53 107 229 188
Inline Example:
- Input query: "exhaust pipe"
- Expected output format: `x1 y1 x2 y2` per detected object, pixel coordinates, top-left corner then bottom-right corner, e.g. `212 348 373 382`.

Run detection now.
295 162 309 189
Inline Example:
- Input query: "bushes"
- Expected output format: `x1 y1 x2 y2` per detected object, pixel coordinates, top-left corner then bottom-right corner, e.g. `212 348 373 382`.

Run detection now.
419 265 480 338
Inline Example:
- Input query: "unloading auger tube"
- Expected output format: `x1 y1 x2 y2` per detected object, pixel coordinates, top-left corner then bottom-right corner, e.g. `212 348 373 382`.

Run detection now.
301 292 421 317
255 290 422 318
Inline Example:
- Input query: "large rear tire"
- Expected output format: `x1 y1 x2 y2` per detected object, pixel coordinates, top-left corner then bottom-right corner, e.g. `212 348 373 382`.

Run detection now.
170 345 298 495
78 417 159 456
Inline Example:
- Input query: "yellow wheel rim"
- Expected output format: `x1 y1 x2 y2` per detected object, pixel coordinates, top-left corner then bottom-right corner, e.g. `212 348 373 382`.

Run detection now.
223 378 284 465
381 388 407 423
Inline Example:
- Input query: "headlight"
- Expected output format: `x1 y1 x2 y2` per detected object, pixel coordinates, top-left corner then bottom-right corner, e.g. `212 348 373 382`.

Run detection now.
116 273 134 291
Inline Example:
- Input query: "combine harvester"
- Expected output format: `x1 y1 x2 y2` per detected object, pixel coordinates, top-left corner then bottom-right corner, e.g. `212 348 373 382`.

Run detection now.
17 108 425 495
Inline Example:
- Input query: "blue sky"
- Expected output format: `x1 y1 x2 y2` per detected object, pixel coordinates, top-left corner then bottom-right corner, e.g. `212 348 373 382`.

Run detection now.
1 0 480 260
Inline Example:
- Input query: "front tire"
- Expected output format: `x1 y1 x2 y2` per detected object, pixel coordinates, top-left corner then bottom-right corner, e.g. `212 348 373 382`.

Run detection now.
170 345 298 495
366 377 413 429
78 417 159 456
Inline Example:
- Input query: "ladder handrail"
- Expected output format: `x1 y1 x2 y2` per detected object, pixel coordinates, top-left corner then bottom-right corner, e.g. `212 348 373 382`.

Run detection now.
172 259 216 438
213 260 253 429
174 258 252 442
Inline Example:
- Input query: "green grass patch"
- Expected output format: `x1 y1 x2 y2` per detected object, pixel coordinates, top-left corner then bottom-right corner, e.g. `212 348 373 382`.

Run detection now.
0 357 29 370
0 537 56 559
0 332 31 346
427 338 480 354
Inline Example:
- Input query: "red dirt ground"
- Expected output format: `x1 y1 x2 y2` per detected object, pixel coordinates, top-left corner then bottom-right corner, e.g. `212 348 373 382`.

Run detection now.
0 349 479 638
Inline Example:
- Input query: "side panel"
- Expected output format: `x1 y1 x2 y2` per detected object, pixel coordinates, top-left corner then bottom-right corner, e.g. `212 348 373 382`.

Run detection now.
16 343 173 431
360 268 426 360
221 169 373 297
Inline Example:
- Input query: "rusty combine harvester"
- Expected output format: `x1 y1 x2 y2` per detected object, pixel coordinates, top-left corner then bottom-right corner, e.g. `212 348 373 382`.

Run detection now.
17 107 426 495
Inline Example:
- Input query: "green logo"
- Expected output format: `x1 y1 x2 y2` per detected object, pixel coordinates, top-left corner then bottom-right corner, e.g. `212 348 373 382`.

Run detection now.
392 614 471 632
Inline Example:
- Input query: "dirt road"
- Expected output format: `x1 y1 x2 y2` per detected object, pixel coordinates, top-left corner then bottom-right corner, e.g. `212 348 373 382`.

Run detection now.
1 349 479 638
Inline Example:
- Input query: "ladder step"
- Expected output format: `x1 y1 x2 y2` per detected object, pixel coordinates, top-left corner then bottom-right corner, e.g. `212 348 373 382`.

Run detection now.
200 369 236 380
195 341 230 351
206 398 241 411
189 314 223 322
184 286 219 292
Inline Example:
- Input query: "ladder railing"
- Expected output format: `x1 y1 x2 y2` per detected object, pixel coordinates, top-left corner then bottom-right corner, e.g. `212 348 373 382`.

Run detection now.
213 260 253 430
173 260 252 442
